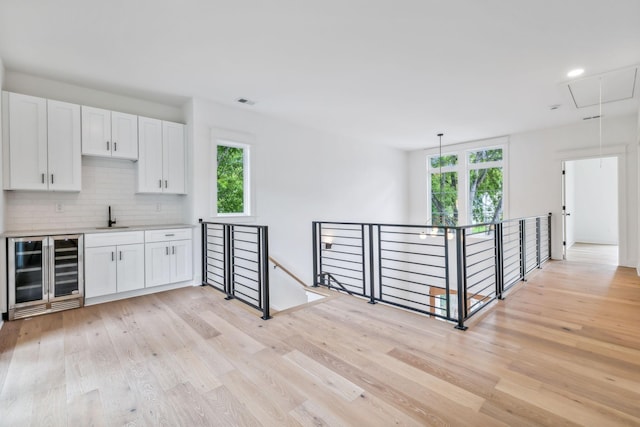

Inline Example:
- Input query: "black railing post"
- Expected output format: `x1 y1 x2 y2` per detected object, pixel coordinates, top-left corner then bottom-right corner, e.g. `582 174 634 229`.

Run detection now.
312 222 319 287
444 227 451 320
455 228 468 331
200 220 207 286
536 217 542 268
548 213 552 260
261 226 271 320
225 224 234 300
495 223 504 300
361 224 367 297
519 219 526 281
368 224 376 304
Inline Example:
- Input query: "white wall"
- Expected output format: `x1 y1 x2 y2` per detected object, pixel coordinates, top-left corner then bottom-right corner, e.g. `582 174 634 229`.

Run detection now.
408 114 638 267
573 157 618 245
509 115 636 266
189 98 409 285
0 58 5 316
2 72 188 231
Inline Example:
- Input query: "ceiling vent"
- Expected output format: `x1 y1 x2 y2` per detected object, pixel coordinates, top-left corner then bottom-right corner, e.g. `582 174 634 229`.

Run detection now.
567 66 637 108
236 98 255 105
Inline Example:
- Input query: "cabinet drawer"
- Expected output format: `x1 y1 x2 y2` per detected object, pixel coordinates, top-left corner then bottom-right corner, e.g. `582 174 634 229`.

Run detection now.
85 231 144 247
145 228 192 243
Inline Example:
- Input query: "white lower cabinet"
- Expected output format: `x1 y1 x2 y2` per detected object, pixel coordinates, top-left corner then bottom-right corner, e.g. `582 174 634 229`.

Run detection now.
84 232 145 298
145 228 193 288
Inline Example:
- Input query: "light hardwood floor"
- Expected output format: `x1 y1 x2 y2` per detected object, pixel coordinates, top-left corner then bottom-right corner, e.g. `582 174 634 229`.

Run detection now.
1 260 639 426
566 243 618 266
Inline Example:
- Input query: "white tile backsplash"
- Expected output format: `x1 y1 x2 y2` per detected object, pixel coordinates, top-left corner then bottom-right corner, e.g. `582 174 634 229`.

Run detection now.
5 157 186 231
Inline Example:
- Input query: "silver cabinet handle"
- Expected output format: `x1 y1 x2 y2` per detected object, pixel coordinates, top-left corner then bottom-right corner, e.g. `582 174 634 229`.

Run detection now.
107 141 110 151
165 246 169 255
172 246 175 255
164 180 168 188
165 234 174 237
159 179 162 188
41 173 45 184
119 251 122 261
111 252 115 262
114 142 117 151
51 174 54 184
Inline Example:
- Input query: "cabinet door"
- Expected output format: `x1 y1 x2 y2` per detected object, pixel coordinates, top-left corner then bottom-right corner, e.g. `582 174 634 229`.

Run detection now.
85 246 117 298
170 239 193 283
47 100 81 191
145 241 171 287
116 243 145 292
111 111 138 160
5 92 48 190
81 106 111 157
137 117 163 193
162 121 186 194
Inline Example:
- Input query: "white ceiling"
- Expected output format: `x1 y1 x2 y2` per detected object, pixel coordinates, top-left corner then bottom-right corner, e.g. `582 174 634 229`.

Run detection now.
1 0 639 150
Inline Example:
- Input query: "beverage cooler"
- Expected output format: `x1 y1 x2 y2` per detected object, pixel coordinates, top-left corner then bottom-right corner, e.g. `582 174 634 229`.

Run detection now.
8 234 84 320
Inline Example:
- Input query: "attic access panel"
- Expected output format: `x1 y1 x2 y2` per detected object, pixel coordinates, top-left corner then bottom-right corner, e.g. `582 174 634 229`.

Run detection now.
567 67 637 108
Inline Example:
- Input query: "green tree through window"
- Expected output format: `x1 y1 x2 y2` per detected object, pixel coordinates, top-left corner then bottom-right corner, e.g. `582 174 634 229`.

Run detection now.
217 145 245 214
428 147 504 226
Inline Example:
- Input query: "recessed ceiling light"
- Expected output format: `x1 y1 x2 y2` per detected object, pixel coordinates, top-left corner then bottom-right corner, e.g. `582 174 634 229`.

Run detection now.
567 68 584 78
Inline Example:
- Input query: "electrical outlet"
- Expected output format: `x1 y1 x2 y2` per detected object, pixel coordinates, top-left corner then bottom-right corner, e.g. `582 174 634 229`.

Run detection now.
55 203 64 213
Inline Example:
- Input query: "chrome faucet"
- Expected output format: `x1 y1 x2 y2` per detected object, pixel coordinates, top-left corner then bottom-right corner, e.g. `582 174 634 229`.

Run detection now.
108 205 117 228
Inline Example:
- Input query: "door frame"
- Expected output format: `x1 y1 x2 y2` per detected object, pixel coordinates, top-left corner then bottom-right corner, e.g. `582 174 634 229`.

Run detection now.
556 145 627 265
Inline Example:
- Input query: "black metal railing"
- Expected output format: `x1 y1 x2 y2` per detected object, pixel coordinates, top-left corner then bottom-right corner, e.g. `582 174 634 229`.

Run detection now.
201 220 270 320
312 214 551 330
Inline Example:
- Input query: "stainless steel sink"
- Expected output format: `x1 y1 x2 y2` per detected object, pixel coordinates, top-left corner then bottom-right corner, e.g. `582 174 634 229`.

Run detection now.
95 226 130 230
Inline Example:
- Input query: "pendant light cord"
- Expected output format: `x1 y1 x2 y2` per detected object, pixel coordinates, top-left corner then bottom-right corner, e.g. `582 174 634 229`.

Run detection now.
438 133 444 225
599 77 603 167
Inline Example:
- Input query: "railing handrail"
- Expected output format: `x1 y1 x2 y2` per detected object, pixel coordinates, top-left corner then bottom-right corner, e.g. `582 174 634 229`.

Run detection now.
313 213 552 230
269 256 310 288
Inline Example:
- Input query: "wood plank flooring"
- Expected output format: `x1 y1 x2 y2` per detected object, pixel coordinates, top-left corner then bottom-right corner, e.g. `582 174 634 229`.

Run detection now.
1 260 639 426
566 242 618 265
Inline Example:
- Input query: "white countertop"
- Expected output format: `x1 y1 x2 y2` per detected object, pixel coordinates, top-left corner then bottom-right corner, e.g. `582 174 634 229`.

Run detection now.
2 223 195 238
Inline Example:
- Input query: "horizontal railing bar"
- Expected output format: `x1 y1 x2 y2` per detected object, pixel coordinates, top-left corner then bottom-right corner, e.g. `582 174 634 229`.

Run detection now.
321 263 363 274
465 263 496 279
322 249 364 257
380 274 434 287
465 254 496 269
379 284 430 298
233 264 259 275
380 257 445 270
321 255 363 265
321 271 363 284
381 266 446 280
379 293 431 309
380 248 445 257
232 272 259 284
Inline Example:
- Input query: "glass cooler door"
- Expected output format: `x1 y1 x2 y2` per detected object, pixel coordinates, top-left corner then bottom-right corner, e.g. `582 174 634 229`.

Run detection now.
50 235 82 299
11 237 47 305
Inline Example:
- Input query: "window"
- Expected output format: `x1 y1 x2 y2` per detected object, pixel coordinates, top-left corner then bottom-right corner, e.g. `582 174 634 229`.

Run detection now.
215 141 250 216
430 155 458 226
427 145 505 225
468 149 503 224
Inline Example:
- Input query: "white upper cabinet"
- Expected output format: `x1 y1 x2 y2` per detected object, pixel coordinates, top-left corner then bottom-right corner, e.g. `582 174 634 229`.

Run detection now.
137 117 163 193
111 111 138 159
48 100 82 191
137 117 186 194
162 121 186 194
81 106 138 160
2 92 81 191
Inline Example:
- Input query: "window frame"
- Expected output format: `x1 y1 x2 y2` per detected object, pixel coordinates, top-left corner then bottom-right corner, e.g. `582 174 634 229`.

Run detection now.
426 139 508 226
210 130 254 219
